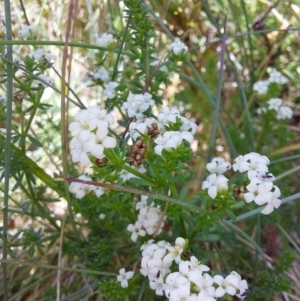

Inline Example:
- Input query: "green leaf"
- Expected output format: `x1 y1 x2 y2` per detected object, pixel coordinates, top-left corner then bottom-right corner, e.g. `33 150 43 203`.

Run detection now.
28 135 43 147
226 209 237 222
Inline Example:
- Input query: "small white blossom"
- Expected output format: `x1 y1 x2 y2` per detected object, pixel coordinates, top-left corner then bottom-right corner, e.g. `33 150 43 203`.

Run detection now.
87 106 115 129
18 24 38 38
34 74 52 88
243 177 273 205
257 107 267 115
253 80 269 95
117 268 134 288
260 185 281 215
127 221 146 242
164 272 190 300
91 126 117 159
233 152 270 180
202 174 229 199
69 175 92 199
277 106 293 120
31 49 56 62
206 157 231 175
93 67 110 82
267 98 282 111
103 81 119 99
99 213 106 219
122 93 155 119
268 69 288 85
97 33 114 48
168 38 188 55
154 131 194 156
163 244 184 264
120 165 146 182
214 274 240 297
70 130 95 166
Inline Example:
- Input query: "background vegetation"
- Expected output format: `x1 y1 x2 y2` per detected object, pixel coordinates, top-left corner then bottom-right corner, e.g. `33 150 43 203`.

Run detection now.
1 0 300 300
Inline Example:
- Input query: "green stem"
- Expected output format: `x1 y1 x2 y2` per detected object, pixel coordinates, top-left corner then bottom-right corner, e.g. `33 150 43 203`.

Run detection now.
112 14 132 80
3 0 13 298
122 163 157 186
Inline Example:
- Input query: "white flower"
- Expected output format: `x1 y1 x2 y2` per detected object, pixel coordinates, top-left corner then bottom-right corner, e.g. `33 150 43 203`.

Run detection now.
99 213 106 219
257 107 267 115
168 38 188 55
127 221 146 242
18 24 38 38
233 152 270 180
34 74 52 88
87 106 115 130
202 174 228 199
206 157 231 175
229 271 249 298
91 126 117 159
120 165 146 182
129 118 163 140
277 106 293 120
69 110 90 132
268 69 288 85
117 268 134 288
97 33 114 48
84 50 95 60
70 130 96 166
103 81 119 99
260 185 281 215
243 177 273 205
164 272 190 300
69 175 92 199
163 244 184 264
93 186 105 197
122 93 155 119
267 98 282 111
158 107 180 125
175 237 186 248
213 273 240 297
253 80 269 95
154 131 194 156
31 49 56 62
93 67 110 82
150 279 164 296
197 290 216 301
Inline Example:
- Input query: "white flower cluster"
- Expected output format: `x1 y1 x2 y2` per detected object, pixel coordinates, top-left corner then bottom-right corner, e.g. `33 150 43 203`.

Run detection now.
34 74 53 88
233 152 281 215
202 157 231 199
127 106 197 156
140 237 248 300
18 24 38 38
257 97 293 120
154 107 197 156
31 48 57 63
69 175 105 199
122 93 155 120
103 81 119 99
129 117 163 140
69 106 116 166
202 153 282 215
168 38 188 55
93 67 110 83
253 69 288 95
97 33 114 48
127 196 166 242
